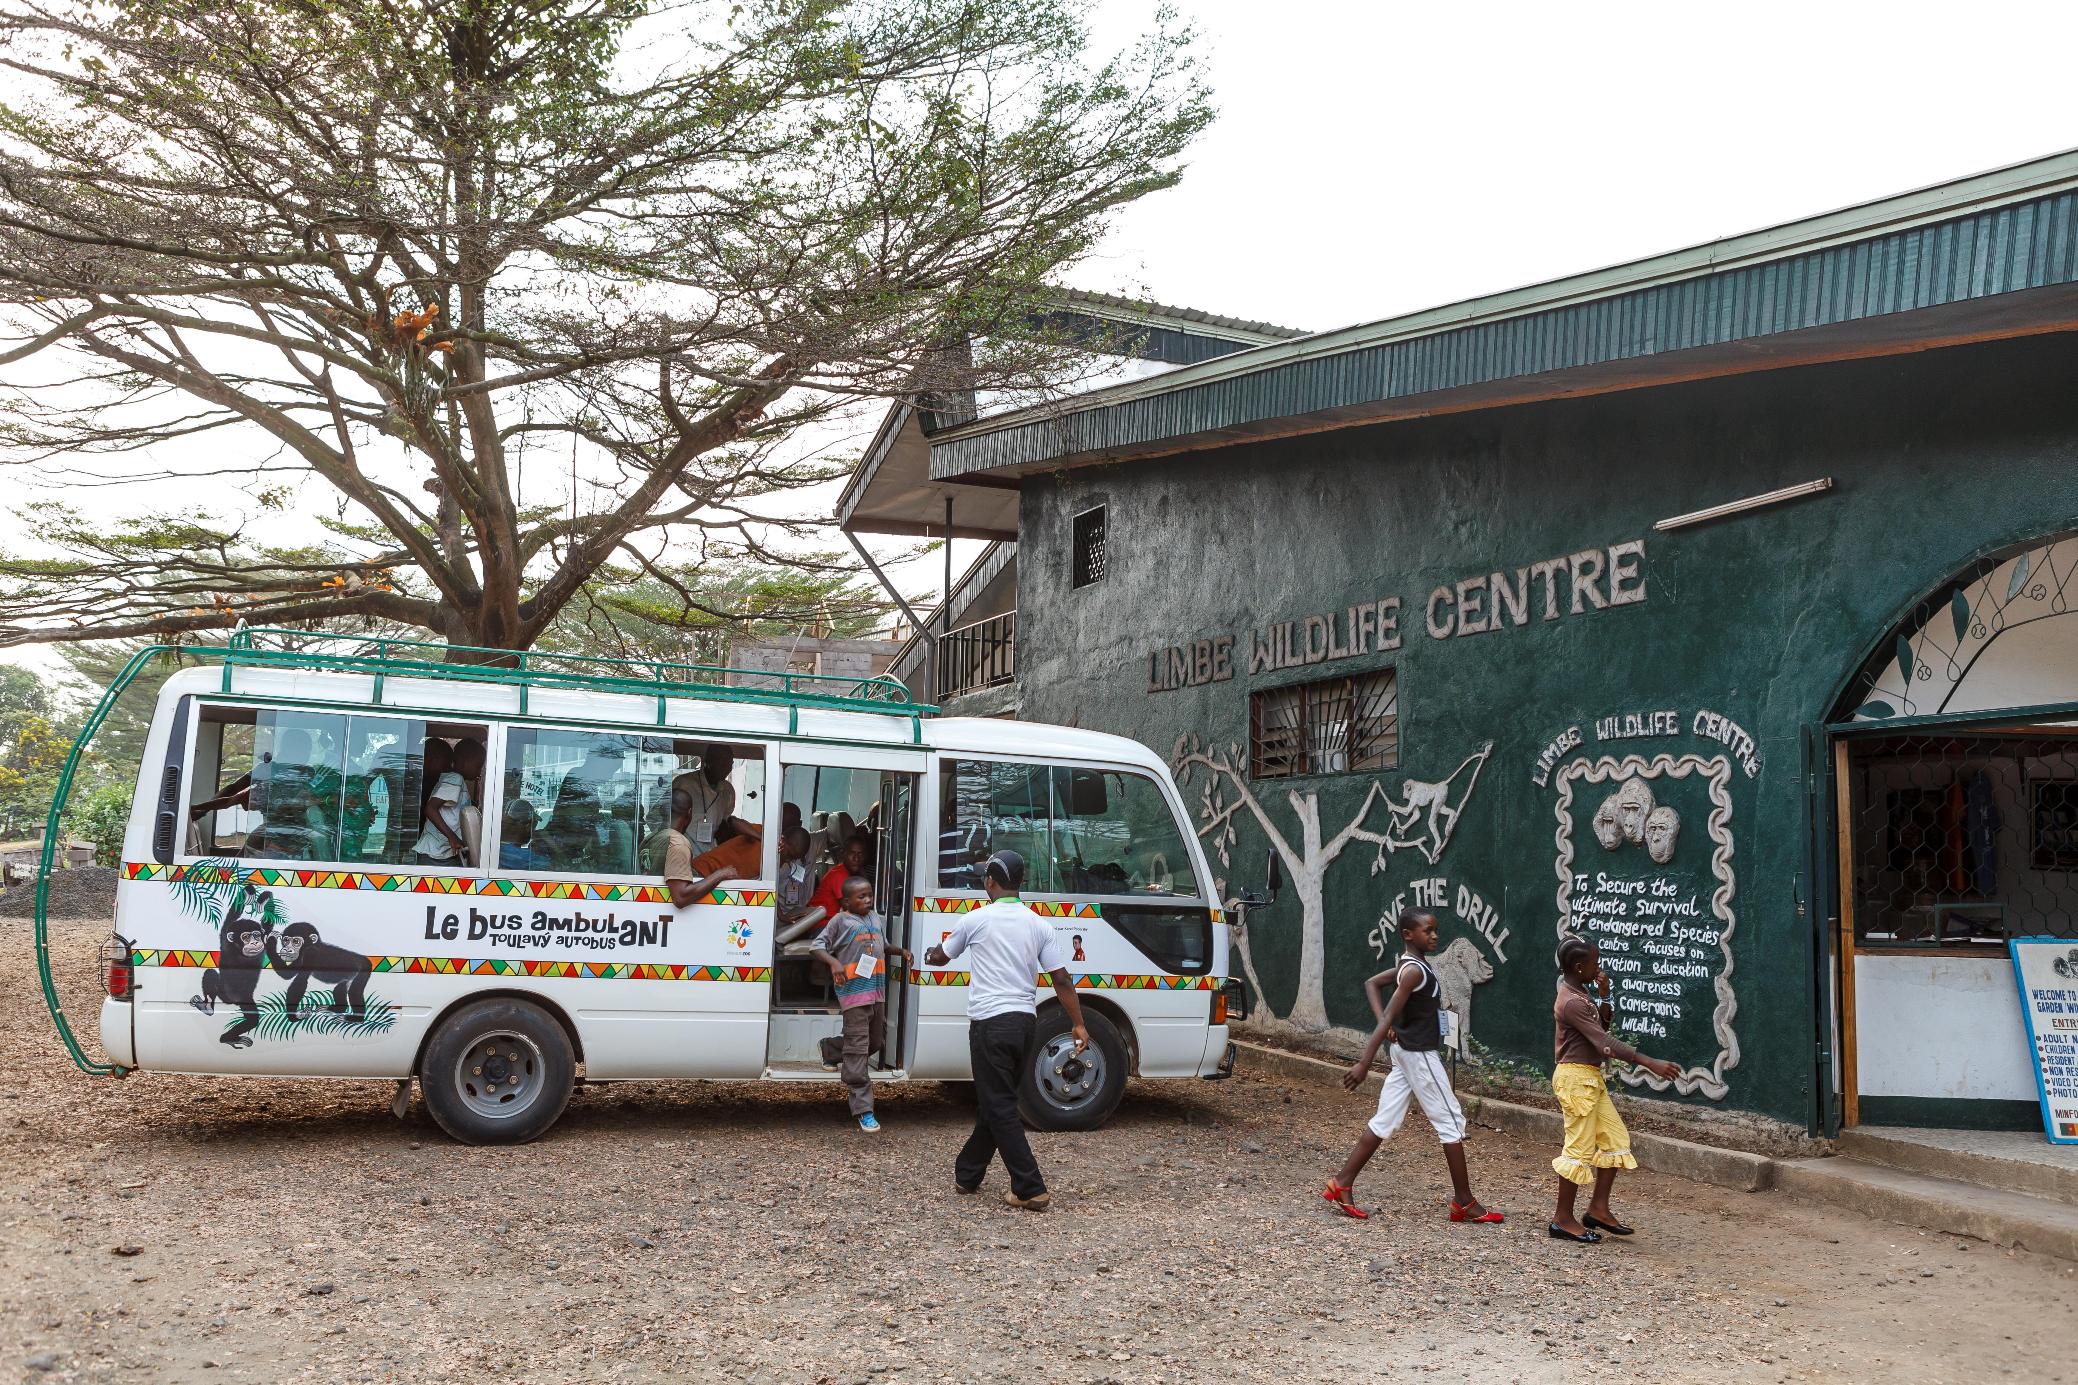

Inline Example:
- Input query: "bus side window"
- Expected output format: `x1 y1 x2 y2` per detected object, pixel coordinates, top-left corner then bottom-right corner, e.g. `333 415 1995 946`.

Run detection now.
937 759 1058 892
1050 767 1202 900
502 728 645 875
190 707 347 864
185 706 262 857
185 706 489 869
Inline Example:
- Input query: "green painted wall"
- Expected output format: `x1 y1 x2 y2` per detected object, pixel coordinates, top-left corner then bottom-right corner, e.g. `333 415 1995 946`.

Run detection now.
1013 333 2078 1128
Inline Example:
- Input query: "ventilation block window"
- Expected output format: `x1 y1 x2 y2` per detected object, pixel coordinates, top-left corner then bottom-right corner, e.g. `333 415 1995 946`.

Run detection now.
1249 668 1399 779
1072 505 1107 589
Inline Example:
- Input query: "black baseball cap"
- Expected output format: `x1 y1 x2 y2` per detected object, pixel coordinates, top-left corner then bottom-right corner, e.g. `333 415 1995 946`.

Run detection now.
985 849 1026 890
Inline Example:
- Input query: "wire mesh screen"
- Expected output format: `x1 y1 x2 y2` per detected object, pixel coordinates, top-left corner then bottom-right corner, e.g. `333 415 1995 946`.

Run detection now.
1072 506 1107 589
1249 668 1398 779
1845 731 2078 946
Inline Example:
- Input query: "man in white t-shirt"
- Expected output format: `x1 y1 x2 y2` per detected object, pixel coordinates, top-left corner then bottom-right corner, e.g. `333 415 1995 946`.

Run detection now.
924 850 1089 1211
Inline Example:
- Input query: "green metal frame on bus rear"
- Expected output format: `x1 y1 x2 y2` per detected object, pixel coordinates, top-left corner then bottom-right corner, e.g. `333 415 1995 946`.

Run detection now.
32 628 936 1076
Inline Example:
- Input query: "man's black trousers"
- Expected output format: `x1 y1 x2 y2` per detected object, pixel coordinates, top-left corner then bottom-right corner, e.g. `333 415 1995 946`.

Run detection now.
957 1012 1044 1198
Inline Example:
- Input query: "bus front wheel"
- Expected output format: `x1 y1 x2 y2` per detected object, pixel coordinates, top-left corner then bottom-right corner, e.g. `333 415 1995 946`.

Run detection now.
420 999 575 1145
1018 1008 1126 1132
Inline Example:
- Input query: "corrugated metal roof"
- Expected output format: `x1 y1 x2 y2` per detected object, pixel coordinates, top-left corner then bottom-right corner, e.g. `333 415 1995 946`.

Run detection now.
1048 290 1306 343
930 149 2078 480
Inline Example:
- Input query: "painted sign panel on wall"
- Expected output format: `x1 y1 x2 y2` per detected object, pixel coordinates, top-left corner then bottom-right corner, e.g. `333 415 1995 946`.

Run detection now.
2010 937 2078 1143
1546 710 1758 1100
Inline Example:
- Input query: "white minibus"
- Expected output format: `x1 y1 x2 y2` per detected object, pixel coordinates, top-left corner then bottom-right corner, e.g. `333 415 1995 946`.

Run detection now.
63 633 1237 1143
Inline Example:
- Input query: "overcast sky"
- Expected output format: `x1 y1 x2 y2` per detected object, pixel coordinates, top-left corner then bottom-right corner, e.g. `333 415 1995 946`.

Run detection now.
13 0 2078 676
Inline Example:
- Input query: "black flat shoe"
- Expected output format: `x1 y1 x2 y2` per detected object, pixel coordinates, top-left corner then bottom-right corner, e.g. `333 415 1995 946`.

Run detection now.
1547 1222 1603 1244
1583 1213 1633 1236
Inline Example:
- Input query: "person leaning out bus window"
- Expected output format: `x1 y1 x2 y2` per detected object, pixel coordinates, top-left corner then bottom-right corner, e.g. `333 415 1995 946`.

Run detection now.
414 738 484 867
655 788 741 908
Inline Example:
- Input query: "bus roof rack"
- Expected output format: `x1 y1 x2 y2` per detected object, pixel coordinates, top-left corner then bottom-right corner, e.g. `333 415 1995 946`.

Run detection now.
205 627 937 734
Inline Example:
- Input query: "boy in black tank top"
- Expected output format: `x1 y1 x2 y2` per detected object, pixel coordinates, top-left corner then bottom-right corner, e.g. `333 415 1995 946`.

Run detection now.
1323 909 1503 1224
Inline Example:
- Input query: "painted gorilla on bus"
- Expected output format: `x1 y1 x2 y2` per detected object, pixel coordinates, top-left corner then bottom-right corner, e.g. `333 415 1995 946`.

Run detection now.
188 886 269 1048
266 920 374 1023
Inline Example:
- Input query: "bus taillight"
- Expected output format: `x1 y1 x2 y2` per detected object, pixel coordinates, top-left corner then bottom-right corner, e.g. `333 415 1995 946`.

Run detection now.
100 938 132 1001
1211 989 1228 1026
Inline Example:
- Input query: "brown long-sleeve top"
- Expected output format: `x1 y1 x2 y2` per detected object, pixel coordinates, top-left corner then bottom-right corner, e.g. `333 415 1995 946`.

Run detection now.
1553 978 1647 1068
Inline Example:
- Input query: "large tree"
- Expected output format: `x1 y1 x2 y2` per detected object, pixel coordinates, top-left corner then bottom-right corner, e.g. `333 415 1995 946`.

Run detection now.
0 0 1207 654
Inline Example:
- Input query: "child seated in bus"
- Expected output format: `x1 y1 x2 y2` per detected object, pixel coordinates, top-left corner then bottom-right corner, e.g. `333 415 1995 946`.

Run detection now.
499 800 546 870
810 876 910 1133
807 834 870 922
774 826 828 945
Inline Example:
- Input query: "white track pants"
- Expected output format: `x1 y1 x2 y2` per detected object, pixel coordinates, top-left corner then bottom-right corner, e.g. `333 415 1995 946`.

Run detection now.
1367 1043 1467 1144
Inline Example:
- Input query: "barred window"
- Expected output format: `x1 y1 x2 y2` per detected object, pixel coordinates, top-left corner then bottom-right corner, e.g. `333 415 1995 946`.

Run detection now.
1072 505 1107 588
1249 668 1399 779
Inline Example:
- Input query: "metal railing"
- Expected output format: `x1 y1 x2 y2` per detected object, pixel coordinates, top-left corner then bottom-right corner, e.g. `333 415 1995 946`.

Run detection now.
937 610 1016 702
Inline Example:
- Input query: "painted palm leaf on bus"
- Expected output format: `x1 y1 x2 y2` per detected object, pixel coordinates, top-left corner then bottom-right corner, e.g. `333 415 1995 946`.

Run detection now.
246 993 395 1045
168 858 242 923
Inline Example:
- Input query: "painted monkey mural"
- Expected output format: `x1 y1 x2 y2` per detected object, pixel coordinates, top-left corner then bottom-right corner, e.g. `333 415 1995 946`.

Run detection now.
175 869 391 1045
1592 776 1681 864
188 885 270 1048
1173 736 1494 1035
266 920 373 1022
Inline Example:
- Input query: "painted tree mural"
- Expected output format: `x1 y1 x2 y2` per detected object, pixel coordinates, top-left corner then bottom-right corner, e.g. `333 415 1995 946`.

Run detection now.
1172 734 1492 1035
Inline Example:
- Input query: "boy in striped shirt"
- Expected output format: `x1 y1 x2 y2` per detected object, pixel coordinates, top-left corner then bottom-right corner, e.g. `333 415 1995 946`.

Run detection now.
811 877 909 1132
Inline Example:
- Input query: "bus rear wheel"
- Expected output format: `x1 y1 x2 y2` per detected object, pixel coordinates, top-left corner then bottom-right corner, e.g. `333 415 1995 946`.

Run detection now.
420 998 575 1145
1018 1008 1126 1132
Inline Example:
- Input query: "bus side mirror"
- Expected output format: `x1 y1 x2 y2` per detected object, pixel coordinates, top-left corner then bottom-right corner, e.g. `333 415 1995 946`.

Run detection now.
1065 769 1108 817
1234 849 1282 910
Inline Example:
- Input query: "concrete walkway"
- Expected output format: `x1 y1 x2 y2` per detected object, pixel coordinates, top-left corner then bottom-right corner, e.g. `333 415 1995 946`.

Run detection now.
1236 1040 2078 1262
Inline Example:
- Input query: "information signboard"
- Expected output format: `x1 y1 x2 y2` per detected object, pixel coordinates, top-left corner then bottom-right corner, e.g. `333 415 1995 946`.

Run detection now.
2009 937 2078 1145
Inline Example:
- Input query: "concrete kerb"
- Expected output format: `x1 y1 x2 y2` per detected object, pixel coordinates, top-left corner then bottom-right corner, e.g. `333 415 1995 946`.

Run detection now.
1233 1039 1776 1194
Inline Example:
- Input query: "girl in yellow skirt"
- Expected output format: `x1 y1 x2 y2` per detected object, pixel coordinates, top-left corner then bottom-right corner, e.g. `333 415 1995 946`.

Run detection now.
1549 936 1682 1243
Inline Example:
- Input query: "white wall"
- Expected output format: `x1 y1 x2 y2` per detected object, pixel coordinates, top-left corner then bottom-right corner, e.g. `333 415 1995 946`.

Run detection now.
1854 953 2036 1101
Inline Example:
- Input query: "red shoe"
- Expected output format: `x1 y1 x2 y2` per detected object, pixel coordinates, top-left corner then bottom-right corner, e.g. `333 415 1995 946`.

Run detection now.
1323 1180 1370 1219
1449 1200 1504 1224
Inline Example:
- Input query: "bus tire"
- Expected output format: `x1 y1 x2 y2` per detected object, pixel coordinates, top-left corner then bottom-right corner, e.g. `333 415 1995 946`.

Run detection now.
1018 1008 1126 1133
420 998 575 1146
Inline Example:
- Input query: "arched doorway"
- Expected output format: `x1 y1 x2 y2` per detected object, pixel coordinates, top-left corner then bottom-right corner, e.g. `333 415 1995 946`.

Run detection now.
1828 531 2078 1130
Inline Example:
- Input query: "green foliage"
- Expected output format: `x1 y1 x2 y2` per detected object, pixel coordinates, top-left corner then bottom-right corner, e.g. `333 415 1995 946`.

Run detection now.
1463 1035 1546 1090
543 559 895 665
0 666 78 839
0 0 1212 654
70 783 134 867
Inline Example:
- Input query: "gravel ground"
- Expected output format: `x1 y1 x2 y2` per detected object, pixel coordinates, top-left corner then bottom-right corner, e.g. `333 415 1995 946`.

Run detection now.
0 870 118 920
4 918 2074 1384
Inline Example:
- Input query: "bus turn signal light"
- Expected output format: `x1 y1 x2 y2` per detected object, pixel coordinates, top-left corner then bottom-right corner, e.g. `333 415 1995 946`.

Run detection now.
1211 990 1227 1026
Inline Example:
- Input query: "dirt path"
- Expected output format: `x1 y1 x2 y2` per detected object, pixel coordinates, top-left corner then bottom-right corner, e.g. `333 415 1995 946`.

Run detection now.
3 918 2072 1383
